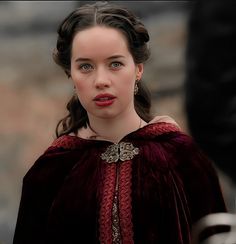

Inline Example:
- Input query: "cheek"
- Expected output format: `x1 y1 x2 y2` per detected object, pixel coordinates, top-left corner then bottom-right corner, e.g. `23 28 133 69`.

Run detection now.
71 67 84 89
120 73 136 90
72 77 92 100
74 81 86 91
71 73 87 91
122 66 136 83
75 84 90 108
118 81 134 99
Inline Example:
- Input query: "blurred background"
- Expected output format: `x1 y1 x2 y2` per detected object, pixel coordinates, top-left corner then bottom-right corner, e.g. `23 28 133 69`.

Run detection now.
0 1 233 243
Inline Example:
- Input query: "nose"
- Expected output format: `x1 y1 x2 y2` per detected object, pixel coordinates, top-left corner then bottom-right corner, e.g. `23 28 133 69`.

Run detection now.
94 67 111 89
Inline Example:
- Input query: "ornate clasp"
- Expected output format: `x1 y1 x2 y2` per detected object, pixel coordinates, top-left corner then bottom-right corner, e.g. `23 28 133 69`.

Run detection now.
100 142 139 164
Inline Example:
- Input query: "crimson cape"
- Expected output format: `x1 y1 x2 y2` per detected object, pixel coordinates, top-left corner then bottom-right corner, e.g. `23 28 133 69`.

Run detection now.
13 122 226 244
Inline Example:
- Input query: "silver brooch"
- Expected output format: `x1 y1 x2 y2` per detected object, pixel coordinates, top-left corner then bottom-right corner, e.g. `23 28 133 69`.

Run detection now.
101 142 139 163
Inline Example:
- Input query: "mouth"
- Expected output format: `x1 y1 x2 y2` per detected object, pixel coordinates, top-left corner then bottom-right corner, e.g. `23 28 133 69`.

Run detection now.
93 94 116 107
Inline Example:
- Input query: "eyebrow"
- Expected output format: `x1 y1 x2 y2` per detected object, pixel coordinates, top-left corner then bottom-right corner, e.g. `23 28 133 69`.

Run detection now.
75 55 125 62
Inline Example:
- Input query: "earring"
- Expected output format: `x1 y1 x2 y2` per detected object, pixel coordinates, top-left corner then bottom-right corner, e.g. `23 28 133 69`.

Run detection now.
73 85 78 98
134 80 139 95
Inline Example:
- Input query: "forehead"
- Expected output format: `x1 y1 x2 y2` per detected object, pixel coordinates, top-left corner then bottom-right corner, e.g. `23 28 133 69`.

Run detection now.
71 26 130 59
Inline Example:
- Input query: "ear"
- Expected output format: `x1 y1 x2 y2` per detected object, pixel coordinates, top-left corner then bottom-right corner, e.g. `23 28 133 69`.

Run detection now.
136 63 144 80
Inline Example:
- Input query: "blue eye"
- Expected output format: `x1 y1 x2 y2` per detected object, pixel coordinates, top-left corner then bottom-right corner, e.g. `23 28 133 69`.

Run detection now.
79 63 93 71
110 62 123 69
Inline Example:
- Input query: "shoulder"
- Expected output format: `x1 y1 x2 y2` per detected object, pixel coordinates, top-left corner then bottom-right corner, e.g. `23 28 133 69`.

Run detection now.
139 117 216 169
135 115 185 143
147 115 197 146
142 115 182 137
133 118 199 168
48 134 84 150
22 135 85 184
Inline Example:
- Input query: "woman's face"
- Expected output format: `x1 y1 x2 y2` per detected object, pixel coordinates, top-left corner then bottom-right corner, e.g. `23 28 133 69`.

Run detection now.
70 26 143 120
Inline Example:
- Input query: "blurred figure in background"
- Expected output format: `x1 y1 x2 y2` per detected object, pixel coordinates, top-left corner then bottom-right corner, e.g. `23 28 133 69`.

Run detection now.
185 0 236 243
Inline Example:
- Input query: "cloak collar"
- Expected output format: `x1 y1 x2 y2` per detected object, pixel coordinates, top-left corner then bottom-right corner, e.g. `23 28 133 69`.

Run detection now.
50 115 180 150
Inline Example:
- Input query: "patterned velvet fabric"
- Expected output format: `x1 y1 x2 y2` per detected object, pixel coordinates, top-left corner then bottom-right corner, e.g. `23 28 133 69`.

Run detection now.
13 122 226 244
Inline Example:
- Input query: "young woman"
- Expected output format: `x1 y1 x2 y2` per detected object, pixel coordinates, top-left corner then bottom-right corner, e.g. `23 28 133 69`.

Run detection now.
13 2 227 244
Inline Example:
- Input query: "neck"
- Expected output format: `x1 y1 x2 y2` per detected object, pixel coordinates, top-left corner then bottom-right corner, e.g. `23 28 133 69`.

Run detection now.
86 112 145 143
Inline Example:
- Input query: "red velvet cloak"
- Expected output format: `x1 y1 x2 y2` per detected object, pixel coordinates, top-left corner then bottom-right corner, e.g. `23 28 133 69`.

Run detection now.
13 122 227 244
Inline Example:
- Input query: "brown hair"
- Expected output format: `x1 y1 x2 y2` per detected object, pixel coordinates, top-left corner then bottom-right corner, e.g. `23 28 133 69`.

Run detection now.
53 1 152 137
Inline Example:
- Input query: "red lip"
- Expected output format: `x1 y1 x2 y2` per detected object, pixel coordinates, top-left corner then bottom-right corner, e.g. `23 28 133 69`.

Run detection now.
94 93 116 100
93 93 116 107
